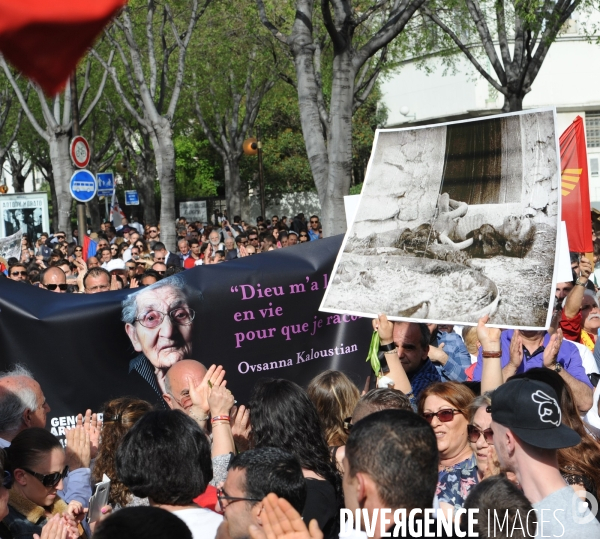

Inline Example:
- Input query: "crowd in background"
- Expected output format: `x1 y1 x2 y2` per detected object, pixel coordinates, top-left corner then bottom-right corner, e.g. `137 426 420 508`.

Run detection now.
0 211 323 292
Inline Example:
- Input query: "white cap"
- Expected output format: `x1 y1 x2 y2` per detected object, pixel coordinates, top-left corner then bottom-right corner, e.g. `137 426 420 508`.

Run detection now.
105 258 126 272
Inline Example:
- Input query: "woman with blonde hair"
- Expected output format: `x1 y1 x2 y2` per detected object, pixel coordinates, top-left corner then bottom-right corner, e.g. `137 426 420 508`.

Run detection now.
92 397 153 508
307 370 360 468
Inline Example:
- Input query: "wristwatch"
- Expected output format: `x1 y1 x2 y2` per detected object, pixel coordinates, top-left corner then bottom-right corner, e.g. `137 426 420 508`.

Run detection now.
552 362 563 373
575 277 587 287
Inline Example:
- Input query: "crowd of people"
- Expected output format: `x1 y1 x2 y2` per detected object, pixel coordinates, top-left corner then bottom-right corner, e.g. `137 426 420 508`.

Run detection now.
0 212 322 291
1 212 600 538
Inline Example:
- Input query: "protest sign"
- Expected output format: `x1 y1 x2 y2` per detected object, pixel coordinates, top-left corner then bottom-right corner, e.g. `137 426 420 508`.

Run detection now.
0 192 49 242
321 109 561 329
0 236 371 437
0 230 22 261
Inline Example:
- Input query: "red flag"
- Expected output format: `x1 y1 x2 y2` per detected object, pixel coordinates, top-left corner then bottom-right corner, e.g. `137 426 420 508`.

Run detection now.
559 116 593 253
0 0 126 95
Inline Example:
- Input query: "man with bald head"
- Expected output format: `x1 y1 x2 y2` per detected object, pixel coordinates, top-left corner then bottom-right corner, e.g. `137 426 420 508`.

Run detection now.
40 266 67 293
87 256 100 269
163 360 229 430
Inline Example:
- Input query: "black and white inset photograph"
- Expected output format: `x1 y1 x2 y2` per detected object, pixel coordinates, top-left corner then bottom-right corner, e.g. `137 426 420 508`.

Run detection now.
0 192 49 242
320 109 560 329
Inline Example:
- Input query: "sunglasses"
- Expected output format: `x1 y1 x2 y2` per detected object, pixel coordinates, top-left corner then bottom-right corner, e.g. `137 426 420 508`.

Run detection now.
310 220 318 224
467 425 494 445
422 409 461 424
10 271 27 277
22 465 69 488
75 249 82 253
3 471 12 489
45 284 68 291
55 236 65 240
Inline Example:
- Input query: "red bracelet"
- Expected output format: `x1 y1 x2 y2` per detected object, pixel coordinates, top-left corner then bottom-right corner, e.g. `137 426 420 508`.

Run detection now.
211 415 230 424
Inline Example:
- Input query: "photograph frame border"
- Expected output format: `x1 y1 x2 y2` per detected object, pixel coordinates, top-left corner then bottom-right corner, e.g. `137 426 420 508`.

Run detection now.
319 107 562 331
0 191 50 241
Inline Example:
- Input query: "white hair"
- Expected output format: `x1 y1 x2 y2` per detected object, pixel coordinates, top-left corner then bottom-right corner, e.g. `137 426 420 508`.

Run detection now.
0 364 38 433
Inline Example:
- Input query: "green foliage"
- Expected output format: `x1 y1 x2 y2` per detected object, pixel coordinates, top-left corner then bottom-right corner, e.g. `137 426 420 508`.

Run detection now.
174 136 218 199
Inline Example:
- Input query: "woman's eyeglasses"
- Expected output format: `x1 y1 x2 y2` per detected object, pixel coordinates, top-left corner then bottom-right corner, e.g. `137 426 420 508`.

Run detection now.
421 409 461 424
22 465 69 488
467 424 494 444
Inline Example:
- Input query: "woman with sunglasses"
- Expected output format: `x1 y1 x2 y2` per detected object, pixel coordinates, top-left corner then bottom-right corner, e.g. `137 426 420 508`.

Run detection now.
466 393 499 484
3 428 86 538
418 381 476 512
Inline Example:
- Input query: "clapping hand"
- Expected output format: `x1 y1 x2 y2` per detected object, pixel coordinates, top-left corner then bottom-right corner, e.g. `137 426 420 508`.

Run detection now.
231 405 251 452
33 514 67 539
373 313 394 345
65 425 91 470
543 328 563 368
75 409 102 459
476 315 501 352
248 494 323 539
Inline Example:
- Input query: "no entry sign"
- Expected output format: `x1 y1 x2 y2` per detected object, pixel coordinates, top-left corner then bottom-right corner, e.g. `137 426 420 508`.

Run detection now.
70 136 91 168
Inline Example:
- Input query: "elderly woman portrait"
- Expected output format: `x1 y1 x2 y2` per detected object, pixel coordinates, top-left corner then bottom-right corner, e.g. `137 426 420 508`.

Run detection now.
122 275 199 403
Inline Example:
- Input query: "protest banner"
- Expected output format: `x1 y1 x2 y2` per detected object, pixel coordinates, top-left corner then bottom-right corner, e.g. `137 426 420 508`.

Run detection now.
0 236 372 437
321 109 561 330
0 192 49 241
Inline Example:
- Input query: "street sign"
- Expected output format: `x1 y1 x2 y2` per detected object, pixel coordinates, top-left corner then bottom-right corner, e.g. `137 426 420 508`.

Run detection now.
125 190 139 205
69 170 97 203
97 172 115 198
70 136 91 168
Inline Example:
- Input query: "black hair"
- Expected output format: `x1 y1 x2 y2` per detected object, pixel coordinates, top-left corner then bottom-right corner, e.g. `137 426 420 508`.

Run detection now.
6 428 62 472
153 242 166 252
249 379 343 507
167 266 185 276
140 270 162 283
235 234 246 244
116 410 212 505
93 506 192 539
51 258 70 268
462 475 536 538
345 410 438 511
228 448 307 513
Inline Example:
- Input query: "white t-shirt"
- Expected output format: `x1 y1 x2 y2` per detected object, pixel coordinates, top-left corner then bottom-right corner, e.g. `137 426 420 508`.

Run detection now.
172 507 223 539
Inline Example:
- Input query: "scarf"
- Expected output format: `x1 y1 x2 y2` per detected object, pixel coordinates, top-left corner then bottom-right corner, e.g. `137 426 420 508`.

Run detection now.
8 487 86 537
581 330 596 352
409 358 442 399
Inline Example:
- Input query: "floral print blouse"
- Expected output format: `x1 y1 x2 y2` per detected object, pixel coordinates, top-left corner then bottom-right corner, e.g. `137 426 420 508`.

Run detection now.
436 453 479 510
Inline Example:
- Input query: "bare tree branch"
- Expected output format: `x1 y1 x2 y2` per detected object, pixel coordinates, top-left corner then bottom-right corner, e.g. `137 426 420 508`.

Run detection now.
256 0 289 44
80 50 115 127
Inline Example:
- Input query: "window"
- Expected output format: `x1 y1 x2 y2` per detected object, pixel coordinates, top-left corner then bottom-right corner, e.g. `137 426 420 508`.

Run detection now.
585 112 600 148
591 158 599 177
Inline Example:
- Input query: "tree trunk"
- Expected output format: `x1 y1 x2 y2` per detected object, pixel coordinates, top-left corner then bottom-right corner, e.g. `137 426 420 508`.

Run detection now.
48 176 59 233
289 6 330 226
87 197 102 232
502 92 524 112
134 167 157 227
154 123 176 251
223 157 242 220
48 132 74 237
11 171 26 192
322 52 354 236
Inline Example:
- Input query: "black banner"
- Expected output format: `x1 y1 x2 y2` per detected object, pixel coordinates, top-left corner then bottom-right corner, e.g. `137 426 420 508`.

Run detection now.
0 236 372 437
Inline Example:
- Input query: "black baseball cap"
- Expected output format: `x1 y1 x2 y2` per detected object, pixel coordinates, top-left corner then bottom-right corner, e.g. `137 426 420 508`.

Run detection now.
491 378 581 450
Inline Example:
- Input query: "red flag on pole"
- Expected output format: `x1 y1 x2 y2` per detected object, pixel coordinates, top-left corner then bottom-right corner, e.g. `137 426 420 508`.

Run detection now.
0 0 126 95
559 116 593 253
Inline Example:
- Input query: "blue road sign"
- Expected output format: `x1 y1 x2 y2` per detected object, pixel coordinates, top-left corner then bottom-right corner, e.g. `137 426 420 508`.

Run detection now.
97 172 115 197
125 190 139 205
69 170 97 203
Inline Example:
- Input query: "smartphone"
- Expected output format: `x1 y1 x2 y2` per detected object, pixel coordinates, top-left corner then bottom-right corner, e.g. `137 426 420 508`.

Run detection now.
87 474 111 523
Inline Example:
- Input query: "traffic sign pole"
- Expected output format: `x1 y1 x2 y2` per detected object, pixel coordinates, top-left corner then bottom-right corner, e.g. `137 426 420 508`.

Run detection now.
70 73 87 246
